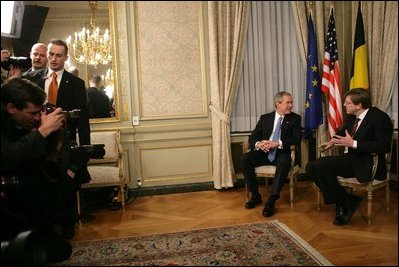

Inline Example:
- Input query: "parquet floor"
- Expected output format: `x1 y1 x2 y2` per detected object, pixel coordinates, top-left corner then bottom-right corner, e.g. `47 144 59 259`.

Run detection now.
73 180 398 266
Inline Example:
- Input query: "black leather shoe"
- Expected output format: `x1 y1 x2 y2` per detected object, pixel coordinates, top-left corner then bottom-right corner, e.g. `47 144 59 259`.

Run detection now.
262 199 275 217
346 194 362 213
61 224 75 240
245 194 262 209
333 195 362 226
333 205 346 225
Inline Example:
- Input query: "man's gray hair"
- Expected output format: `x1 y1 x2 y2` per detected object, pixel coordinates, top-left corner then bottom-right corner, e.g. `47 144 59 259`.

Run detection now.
274 91 291 107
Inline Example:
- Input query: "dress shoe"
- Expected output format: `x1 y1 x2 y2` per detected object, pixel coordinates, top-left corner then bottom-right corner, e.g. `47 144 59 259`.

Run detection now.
262 199 275 217
333 205 347 225
245 194 262 209
333 195 362 226
61 223 76 240
46 235 72 263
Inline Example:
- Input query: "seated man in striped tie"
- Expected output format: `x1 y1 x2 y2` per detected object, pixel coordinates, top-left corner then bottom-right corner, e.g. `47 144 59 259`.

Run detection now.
240 91 302 217
306 88 393 225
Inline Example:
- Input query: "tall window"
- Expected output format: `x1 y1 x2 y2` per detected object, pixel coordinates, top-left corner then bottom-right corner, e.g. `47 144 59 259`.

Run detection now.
231 1 305 132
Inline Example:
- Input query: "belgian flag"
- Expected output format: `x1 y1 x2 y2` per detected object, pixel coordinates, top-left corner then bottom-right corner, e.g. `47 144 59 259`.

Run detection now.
350 4 369 90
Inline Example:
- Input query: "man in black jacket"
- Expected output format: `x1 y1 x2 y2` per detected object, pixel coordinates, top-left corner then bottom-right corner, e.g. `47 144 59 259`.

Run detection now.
87 74 111 118
240 91 302 217
24 39 90 146
306 88 393 225
1 77 79 262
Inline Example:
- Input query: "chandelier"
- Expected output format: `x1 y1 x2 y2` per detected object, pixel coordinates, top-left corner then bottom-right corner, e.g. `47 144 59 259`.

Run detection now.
101 68 113 86
66 1 112 67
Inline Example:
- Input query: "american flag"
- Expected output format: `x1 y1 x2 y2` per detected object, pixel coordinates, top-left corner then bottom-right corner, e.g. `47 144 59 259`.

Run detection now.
321 7 343 139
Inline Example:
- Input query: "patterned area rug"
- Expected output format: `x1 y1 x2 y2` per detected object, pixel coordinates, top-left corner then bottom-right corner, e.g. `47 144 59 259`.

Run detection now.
57 220 332 266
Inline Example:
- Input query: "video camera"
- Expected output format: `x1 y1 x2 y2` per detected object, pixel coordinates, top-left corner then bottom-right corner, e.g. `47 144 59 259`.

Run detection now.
1 56 32 71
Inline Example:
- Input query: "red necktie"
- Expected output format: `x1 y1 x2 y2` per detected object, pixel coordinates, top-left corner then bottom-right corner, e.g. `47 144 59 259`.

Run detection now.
48 72 58 105
349 118 360 136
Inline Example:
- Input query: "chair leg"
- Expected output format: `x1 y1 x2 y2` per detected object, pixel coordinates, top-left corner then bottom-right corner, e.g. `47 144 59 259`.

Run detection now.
317 188 321 212
367 190 372 226
120 185 125 212
386 183 390 212
289 176 294 208
245 183 250 201
76 191 82 226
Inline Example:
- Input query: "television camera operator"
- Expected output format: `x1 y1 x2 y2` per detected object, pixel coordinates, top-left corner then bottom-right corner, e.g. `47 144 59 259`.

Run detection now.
1 77 92 264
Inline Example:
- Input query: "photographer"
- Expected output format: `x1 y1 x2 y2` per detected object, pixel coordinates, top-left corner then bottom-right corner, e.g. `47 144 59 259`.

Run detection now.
1 49 32 82
1 77 87 263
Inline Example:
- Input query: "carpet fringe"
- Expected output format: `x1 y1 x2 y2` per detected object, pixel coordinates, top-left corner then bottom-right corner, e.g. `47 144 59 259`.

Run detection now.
273 220 333 266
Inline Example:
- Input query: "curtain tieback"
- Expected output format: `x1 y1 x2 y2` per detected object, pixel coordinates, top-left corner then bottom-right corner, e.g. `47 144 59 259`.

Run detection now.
209 104 230 123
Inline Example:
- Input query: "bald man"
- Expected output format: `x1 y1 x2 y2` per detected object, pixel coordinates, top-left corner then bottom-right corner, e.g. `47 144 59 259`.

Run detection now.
27 43 48 73
30 43 48 70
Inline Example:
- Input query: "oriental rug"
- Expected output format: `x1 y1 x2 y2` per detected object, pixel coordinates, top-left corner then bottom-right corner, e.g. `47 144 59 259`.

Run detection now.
57 220 332 266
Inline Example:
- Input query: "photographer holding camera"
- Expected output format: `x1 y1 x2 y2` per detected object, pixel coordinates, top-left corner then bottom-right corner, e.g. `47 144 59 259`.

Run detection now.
1 77 91 263
1 48 32 82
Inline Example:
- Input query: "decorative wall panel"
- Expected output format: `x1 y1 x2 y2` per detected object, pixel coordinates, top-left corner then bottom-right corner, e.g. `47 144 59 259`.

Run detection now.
135 2 206 119
140 144 212 186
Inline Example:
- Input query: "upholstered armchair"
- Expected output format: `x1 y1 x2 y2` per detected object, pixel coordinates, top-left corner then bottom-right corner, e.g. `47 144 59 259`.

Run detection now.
77 129 126 221
245 145 299 207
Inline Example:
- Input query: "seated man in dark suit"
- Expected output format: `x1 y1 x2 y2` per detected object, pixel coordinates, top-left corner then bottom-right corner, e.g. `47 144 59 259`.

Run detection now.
306 88 393 225
240 91 302 217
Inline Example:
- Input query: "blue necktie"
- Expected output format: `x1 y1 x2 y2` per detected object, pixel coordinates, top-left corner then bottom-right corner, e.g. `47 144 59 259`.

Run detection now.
268 116 282 162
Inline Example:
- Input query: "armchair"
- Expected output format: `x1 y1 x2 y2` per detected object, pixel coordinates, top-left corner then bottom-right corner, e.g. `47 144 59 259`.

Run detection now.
77 129 126 221
245 145 299 207
316 145 392 226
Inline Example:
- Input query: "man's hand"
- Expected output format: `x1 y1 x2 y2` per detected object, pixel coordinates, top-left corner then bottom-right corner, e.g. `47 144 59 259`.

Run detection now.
38 108 65 137
256 140 278 153
8 65 22 78
1 50 10 62
331 130 354 148
319 140 334 151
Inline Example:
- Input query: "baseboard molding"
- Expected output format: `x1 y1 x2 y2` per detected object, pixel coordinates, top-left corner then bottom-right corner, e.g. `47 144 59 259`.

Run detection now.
126 172 398 197
135 182 215 196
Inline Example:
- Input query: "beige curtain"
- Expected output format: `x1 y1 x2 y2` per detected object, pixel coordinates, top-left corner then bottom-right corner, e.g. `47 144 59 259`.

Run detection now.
357 1 398 111
208 1 249 189
232 1 306 133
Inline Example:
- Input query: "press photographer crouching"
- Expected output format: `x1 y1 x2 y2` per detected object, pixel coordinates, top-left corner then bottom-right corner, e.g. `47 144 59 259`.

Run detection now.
1 77 96 264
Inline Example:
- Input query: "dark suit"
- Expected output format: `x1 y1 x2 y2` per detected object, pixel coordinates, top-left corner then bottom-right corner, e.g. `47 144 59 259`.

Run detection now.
306 107 393 205
25 69 90 145
240 111 302 198
87 87 111 118
1 104 76 240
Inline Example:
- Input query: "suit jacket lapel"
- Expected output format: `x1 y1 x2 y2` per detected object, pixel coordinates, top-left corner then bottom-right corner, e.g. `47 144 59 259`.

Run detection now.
353 108 373 138
38 69 48 89
281 113 291 134
58 71 72 101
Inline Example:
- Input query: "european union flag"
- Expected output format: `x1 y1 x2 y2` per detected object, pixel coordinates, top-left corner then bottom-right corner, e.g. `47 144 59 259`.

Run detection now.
304 14 322 139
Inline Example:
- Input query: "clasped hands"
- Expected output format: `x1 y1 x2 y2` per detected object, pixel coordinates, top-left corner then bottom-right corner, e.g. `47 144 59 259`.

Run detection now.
319 130 354 151
256 140 279 153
